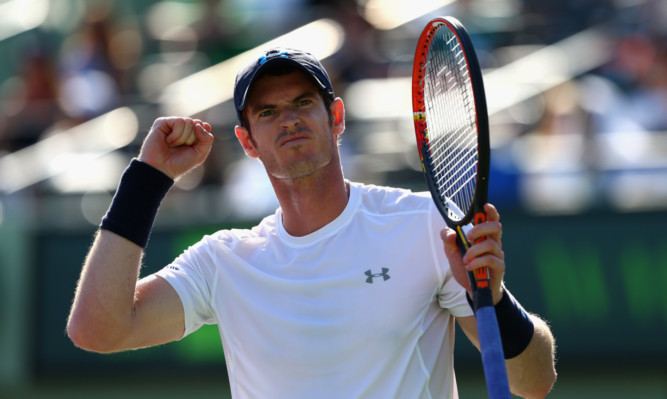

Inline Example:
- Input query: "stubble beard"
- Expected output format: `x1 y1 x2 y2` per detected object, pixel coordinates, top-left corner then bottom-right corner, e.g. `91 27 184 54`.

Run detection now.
267 139 335 180
261 120 338 181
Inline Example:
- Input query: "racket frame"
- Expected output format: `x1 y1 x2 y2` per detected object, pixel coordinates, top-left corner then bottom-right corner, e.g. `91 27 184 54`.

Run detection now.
412 16 490 230
412 16 511 399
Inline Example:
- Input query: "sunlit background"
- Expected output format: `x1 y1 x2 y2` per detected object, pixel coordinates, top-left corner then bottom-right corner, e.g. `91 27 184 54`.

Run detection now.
0 0 665 398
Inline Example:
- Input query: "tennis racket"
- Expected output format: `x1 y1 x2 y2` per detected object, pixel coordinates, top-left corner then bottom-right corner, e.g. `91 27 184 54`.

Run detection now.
411 16 511 399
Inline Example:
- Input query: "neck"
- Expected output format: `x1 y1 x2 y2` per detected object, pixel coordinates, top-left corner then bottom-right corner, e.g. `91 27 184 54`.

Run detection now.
271 167 349 237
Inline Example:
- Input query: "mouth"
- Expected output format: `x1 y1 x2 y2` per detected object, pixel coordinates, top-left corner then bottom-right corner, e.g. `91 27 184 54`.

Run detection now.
278 132 310 147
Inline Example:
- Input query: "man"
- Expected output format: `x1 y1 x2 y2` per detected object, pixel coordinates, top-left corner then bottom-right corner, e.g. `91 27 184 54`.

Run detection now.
67 48 556 398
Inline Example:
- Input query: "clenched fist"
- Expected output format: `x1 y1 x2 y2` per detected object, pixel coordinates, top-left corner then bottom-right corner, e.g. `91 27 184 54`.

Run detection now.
138 117 215 180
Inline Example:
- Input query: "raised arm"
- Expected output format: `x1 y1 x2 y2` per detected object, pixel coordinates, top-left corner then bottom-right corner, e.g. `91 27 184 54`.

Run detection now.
457 308 556 398
66 117 214 353
443 203 557 398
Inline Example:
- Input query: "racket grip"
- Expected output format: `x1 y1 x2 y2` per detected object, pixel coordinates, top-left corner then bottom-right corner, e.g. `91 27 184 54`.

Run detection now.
475 305 512 399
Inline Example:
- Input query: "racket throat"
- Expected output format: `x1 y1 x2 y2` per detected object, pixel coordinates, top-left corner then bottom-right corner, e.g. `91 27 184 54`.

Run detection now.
455 226 470 253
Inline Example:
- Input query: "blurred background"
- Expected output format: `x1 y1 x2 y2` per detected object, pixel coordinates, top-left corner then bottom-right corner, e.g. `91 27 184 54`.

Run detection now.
0 0 665 398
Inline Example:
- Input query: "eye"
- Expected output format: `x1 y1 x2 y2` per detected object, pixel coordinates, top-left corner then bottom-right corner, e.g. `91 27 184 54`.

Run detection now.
297 98 313 107
258 109 274 118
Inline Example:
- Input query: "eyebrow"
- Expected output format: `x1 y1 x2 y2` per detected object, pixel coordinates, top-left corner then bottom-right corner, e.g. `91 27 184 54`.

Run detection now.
249 90 319 114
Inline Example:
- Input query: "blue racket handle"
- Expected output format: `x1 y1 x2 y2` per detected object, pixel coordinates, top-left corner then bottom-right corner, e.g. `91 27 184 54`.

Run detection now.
475 305 512 399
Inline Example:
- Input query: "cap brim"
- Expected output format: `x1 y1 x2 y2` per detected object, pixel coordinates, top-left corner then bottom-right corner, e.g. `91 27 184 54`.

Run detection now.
237 57 328 112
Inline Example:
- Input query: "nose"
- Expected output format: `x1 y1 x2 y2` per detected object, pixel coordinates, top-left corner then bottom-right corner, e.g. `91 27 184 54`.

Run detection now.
279 106 300 130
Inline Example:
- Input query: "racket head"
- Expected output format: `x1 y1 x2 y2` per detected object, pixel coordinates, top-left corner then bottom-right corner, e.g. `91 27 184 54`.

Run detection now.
412 16 490 228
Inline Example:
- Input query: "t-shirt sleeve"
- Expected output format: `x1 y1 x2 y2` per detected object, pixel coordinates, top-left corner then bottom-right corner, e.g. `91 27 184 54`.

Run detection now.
427 200 474 318
436 222 473 318
438 273 473 317
154 239 217 338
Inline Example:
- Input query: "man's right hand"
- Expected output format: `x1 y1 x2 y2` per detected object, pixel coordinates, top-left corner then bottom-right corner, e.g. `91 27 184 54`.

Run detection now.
138 117 214 180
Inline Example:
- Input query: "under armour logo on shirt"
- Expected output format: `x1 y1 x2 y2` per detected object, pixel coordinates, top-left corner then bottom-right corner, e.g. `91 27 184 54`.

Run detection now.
365 268 390 283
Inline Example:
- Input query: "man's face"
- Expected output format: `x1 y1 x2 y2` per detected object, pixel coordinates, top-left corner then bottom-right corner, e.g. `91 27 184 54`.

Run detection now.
237 70 340 181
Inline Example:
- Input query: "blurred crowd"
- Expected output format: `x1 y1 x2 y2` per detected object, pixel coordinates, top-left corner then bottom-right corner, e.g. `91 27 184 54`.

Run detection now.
0 0 665 210
0 0 382 154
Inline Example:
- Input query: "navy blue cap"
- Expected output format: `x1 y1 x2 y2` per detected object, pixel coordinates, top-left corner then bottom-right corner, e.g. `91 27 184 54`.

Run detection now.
233 48 335 125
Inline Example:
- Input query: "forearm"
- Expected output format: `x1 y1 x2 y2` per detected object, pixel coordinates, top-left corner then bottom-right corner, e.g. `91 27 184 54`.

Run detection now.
67 118 211 353
506 315 557 398
67 229 144 352
460 288 557 398
67 160 173 352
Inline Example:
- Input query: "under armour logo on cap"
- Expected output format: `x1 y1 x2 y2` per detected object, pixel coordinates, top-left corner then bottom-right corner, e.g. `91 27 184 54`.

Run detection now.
258 49 289 65
365 268 390 283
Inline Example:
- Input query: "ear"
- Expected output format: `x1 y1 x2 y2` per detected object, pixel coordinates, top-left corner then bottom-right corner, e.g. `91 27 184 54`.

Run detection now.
234 125 259 158
331 98 345 137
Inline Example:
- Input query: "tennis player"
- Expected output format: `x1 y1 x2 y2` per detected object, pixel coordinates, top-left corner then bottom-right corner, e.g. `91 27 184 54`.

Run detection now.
67 48 556 399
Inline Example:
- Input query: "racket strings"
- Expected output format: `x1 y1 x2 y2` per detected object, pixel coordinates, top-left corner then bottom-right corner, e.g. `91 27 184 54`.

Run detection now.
423 26 478 219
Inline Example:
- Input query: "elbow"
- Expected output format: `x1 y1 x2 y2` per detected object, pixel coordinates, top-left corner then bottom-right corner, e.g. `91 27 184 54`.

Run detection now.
517 380 556 399
513 364 557 399
66 317 103 353
532 380 557 399
540 365 558 397
66 312 123 354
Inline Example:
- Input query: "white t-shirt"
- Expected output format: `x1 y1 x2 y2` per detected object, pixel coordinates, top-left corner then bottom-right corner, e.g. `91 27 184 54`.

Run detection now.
156 182 473 399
